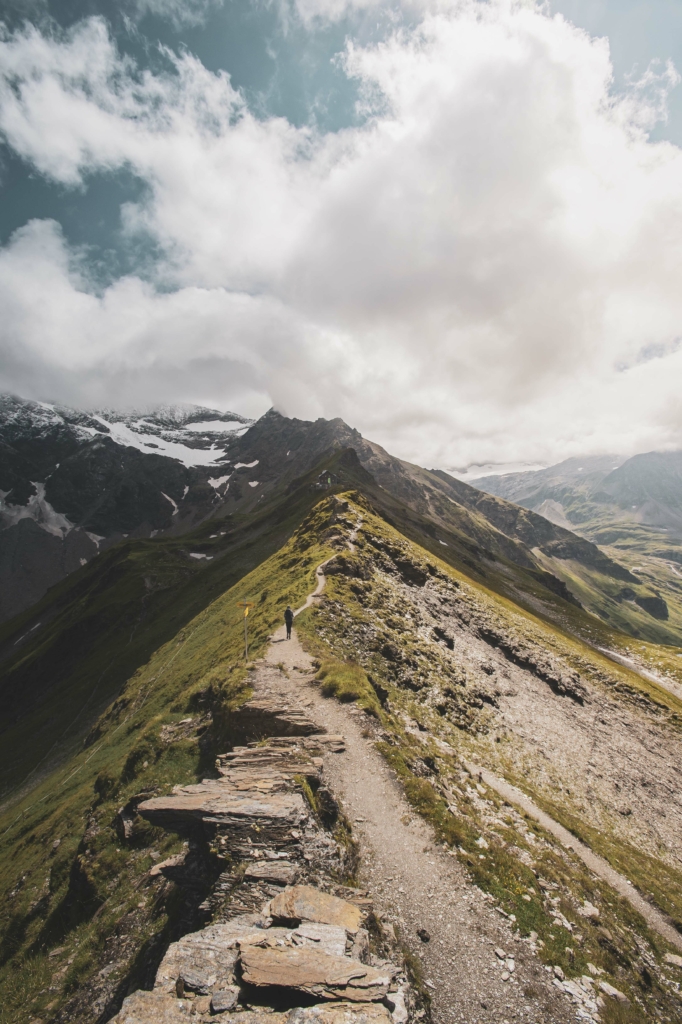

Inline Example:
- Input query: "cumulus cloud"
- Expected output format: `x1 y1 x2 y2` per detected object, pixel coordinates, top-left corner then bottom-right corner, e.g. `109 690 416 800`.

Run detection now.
1 2 682 469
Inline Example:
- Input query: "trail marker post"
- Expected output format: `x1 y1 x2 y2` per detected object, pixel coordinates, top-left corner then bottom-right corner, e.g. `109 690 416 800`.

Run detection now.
236 602 255 660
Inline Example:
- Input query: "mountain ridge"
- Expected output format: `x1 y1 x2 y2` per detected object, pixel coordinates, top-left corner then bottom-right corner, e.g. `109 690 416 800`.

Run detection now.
4 395 682 646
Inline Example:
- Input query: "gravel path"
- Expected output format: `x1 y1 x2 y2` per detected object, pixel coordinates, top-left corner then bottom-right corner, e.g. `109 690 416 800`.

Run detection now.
465 762 682 952
255 623 574 1024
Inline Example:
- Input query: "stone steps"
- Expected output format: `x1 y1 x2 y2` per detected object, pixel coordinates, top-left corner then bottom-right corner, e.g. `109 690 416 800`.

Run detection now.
117 680 412 1024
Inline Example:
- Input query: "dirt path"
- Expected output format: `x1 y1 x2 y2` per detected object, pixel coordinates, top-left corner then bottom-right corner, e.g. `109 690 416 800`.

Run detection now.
595 646 682 704
464 763 682 953
257 628 576 1024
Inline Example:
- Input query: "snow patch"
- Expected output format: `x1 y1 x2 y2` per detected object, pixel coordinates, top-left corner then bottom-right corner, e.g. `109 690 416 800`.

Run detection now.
161 491 179 515
0 483 73 537
248 481 260 488
182 485 189 499
92 415 229 467
439 540 448 546
235 460 259 469
13 621 42 645
208 474 231 491
189 552 213 560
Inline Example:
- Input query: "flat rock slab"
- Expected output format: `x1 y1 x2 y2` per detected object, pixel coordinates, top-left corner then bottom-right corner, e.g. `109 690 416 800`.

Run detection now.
239 946 394 1001
216 752 322 788
287 1004 393 1024
269 886 364 932
155 918 291 994
138 782 307 836
245 861 299 886
112 990 287 1023
292 923 348 957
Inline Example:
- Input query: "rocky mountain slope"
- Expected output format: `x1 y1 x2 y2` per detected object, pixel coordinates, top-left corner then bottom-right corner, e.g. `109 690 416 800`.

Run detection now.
1 488 681 1024
5 393 678 647
0 395 253 620
470 452 682 642
471 453 682 549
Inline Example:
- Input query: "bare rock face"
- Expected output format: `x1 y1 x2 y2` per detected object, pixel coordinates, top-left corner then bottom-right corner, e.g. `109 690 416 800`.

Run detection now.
154 916 289 996
215 742 324 785
292 923 348 957
244 861 300 886
239 946 395 1001
268 886 365 933
117 705 413 1024
226 696 326 744
113 989 287 1023
138 780 308 845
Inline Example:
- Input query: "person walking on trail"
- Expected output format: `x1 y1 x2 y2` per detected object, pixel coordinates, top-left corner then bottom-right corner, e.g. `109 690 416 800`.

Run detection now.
284 605 294 640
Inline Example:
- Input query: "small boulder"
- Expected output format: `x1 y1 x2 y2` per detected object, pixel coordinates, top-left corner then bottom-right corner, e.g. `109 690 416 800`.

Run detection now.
599 980 629 1004
417 928 430 943
210 987 240 1013
176 968 214 996
149 853 186 879
269 885 364 932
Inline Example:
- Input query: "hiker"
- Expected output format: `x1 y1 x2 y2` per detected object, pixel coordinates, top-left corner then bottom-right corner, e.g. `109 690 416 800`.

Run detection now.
284 605 294 640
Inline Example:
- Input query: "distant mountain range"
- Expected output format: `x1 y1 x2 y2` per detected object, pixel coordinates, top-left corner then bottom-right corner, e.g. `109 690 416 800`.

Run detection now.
471 452 682 548
4 393 682 643
472 451 682 638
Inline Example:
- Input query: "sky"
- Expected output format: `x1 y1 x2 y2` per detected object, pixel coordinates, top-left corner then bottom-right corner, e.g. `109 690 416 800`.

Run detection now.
1 0 682 473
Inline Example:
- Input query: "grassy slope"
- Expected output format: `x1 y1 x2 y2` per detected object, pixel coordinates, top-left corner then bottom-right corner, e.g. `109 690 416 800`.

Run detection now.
3 455 682 1020
0 444 615 803
0 502 336 1023
0 451 365 801
296 495 682 1022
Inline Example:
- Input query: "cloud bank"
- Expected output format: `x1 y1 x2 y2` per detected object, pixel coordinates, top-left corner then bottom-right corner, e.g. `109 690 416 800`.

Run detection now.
1 1 682 469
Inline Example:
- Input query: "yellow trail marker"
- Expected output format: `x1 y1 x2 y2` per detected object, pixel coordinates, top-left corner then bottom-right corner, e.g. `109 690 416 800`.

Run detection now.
236 602 255 659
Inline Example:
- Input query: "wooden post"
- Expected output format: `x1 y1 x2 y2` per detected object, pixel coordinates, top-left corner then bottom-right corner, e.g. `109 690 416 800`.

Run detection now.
236 602 255 660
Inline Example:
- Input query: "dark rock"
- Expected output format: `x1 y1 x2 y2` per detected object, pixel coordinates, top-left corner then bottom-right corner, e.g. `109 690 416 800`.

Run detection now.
210 988 240 1013
315 787 339 827
176 969 213 996
381 642 401 663
433 627 454 650
416 928 430 943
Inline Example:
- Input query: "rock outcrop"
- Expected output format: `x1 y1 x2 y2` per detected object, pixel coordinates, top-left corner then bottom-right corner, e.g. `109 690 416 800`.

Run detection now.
115 695 413 1024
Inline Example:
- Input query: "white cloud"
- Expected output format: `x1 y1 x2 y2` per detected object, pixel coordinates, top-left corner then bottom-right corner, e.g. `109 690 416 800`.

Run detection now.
132 0 224 29
1 3 682 469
